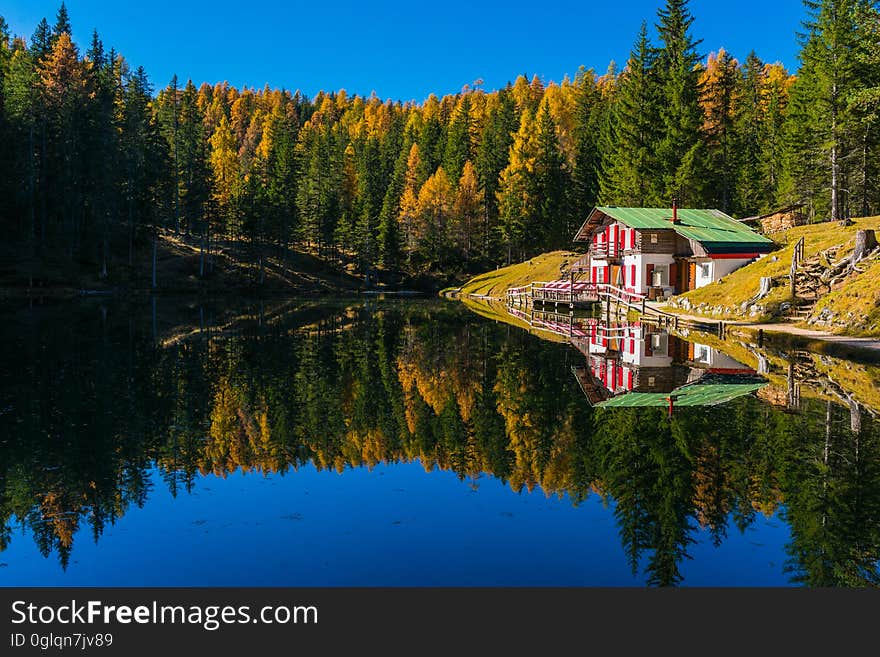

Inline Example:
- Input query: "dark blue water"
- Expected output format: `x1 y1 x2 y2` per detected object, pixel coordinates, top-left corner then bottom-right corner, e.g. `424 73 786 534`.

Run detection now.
0 463 791 586
0 299 876 586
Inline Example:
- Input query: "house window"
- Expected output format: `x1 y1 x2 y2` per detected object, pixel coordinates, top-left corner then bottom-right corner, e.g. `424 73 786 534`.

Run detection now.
700 263 711 279
651 333 668 355
652 264 668 287
650 233 658 244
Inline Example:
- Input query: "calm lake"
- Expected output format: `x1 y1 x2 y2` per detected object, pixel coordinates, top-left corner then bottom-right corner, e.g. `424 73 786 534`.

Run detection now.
1 297 878 587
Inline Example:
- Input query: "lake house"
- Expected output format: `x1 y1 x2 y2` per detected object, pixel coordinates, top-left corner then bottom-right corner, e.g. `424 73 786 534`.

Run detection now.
571 204 775 300
569 320 766 409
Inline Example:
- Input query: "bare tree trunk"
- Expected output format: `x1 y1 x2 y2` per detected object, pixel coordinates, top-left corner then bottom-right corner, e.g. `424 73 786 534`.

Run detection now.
128 207 134 268
101 231 108 279
849 398 862 435
861 128 869 218
825 400 832 460
28 124 36 244
831 141 839 223
151 234 158 288
830 71 839 223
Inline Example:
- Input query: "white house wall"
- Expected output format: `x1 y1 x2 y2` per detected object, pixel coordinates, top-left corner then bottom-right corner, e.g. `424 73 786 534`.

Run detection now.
586 221 759 293
694 257 756 289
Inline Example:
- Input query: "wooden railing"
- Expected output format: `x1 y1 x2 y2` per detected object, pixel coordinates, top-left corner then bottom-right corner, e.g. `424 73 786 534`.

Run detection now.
789 235 806 296
530 281 599 304
506 277 727 337
507 281 645 307
594 284 646 307
590 244 621 259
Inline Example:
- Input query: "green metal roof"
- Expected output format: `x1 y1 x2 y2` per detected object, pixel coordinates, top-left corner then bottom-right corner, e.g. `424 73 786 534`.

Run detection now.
588 207 774 252
595 382 766 408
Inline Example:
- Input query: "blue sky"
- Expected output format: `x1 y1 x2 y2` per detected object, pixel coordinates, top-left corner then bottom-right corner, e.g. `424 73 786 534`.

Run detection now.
3 0 806 101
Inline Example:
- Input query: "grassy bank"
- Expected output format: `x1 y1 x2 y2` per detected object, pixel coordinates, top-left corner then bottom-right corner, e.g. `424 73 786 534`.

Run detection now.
456 251 577 299
453 218 879 337
669 216 880 336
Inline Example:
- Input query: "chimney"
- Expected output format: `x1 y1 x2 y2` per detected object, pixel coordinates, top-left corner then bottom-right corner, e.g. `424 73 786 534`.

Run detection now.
671 197 680 224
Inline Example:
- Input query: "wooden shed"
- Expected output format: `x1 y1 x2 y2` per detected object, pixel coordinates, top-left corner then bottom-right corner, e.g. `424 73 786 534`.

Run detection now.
740 204 807 234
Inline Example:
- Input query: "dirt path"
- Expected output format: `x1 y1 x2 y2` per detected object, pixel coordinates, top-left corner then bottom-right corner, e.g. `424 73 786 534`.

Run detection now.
733 322 880 352
650 302 880 352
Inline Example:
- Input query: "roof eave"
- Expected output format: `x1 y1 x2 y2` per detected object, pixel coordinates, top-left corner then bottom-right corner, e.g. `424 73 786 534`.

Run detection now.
572 207 608 242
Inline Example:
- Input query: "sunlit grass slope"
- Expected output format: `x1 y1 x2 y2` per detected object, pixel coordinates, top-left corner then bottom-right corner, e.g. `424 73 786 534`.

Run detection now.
674 216 880 332
459 251 577 299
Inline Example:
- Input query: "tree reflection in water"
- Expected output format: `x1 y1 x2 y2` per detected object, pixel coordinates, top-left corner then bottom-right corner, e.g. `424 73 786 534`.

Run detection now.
0 299 878 585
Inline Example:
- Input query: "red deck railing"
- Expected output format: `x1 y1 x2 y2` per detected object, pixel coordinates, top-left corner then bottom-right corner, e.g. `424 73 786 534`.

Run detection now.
507 280 647 307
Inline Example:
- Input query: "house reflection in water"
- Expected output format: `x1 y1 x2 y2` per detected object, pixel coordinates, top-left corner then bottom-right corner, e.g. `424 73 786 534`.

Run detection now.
569 320 767 411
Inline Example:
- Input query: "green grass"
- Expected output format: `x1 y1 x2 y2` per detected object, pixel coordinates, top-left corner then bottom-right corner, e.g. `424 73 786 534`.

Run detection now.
812 258 880 336
459 251 577 299
673 216 880 331
460 296 570 343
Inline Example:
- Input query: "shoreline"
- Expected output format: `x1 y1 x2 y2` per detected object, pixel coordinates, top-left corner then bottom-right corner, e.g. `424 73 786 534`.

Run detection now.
650 303 880 352
453 291 880 358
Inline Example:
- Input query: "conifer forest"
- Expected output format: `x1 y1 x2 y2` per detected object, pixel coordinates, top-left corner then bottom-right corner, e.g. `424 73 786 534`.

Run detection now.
0 0 879 284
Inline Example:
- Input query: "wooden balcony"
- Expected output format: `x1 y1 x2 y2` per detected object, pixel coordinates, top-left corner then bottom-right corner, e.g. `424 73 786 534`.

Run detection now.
589 244 622 261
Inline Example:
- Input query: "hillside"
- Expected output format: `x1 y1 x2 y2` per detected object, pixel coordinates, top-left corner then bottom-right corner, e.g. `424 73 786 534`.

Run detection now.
667 216 880 336
0 231 368 297
453 218 880 338
453 251 578 299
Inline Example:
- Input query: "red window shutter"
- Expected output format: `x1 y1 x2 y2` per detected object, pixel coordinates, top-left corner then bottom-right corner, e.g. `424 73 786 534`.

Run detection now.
631 264 636 288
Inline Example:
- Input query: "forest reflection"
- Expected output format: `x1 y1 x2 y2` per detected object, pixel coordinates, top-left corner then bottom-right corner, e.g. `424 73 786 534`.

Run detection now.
1 298 878 586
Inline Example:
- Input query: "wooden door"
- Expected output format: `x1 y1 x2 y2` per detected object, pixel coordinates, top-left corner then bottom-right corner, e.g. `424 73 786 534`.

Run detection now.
688 262 697 291
611 265 621 287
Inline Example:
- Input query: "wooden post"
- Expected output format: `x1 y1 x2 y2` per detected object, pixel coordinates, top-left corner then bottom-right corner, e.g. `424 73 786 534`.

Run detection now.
789 236 803 297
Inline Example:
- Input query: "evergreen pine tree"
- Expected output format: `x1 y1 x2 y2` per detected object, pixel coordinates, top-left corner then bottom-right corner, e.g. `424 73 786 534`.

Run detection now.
655 0 704 205
569 67 602 228
533 98 567 247
52 2 72 41
30 18 52 60
782 0 862 221
476 87 515 259
599 23 663 206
